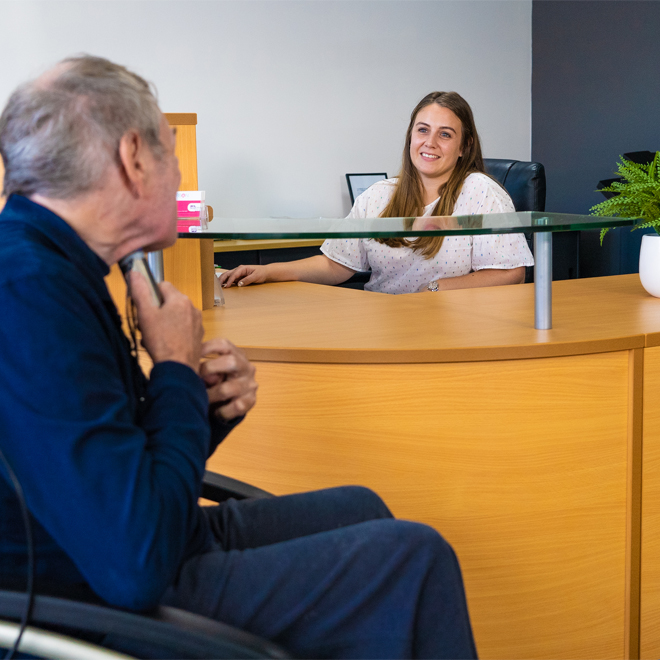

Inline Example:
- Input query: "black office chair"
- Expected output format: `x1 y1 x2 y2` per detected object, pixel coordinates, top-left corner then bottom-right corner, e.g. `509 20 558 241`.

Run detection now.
482 159 546 213
484 159 546 283
0 471 291 659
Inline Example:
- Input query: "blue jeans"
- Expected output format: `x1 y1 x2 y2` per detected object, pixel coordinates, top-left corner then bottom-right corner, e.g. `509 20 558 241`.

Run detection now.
163 486 477 659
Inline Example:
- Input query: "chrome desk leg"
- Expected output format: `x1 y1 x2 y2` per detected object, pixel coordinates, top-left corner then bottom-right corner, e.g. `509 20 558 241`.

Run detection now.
147 250 164 283
534 233 552 330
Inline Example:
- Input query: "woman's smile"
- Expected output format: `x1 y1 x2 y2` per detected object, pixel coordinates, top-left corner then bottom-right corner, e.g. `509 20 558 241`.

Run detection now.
410 104 464 194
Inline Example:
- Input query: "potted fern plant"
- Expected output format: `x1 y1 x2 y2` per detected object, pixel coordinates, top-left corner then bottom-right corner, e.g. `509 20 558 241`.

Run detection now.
591 151 660 297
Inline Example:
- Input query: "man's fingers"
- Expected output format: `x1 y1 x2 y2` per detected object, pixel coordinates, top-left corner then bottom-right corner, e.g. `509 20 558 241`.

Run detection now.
201 337 256 418
127 273 203 370
201 340 251 379
208 373 256 399
211 390 258 421
129 273 180 310
157 280 178 298
200 356 234 380
129 271 160 310
201 353 252 382
201 337 234 357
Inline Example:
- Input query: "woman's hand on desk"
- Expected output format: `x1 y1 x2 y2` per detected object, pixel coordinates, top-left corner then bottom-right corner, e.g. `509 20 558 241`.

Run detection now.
218 264 270 288
200 338 258 421
218 256 356 288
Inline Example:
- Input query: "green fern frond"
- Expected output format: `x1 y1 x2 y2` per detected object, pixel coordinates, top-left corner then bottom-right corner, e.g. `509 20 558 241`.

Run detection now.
649 151 660 182
592 152 660 244
616 160 649 183
631 218 660 232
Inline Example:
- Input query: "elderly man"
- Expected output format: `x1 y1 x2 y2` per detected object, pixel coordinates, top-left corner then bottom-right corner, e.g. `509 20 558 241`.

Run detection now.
0 56 476 659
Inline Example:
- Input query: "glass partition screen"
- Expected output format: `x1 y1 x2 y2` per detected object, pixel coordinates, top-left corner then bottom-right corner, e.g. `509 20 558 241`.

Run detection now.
181 211 638 240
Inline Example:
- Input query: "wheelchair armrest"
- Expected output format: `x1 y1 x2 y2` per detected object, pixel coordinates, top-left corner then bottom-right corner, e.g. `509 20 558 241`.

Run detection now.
0 590 290 659
202 470 274 502
155 605 288 658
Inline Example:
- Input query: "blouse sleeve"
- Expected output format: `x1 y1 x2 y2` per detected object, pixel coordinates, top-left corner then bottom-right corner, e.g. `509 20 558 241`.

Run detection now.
471 233 534 270
320 188 373 272
457 173 535 270
454 172 516 216
321 239 370 272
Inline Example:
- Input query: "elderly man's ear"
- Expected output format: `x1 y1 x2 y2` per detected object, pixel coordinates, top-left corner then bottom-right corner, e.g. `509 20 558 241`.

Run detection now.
118 130 150 199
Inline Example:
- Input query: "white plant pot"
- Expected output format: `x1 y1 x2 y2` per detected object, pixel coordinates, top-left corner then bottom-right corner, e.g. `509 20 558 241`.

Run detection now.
639 233 660 297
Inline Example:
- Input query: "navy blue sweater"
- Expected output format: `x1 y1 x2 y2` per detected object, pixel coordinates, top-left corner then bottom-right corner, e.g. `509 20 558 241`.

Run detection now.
0 195 235 610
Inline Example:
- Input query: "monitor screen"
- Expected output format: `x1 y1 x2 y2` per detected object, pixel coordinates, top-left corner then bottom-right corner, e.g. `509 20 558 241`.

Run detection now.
346 173 388 205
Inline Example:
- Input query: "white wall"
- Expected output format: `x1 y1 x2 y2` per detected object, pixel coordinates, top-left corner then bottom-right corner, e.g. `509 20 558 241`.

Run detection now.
0 0 531 217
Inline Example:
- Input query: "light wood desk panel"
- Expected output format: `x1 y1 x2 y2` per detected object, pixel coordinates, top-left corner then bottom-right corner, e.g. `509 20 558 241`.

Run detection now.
202 274 660 659
641 346 660 658
210 354 630 659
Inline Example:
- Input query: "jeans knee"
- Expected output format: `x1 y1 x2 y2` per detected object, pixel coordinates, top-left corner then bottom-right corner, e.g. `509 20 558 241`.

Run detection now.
338 485 393 520
394 521 459 565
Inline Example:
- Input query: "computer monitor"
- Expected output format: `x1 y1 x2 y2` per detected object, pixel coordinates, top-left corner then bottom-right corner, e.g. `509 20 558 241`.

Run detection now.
346 173 388 205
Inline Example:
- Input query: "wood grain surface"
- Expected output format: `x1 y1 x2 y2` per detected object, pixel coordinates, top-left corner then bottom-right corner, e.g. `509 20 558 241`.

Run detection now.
163 112 197 126
214 238 325 253
203 274 660 362
626 348 644 659
198 274 660 659
207 352 631 659
641 346 660 658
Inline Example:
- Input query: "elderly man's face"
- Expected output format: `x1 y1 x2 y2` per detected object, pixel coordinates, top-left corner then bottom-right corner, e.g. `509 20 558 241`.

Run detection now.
142 115 181 251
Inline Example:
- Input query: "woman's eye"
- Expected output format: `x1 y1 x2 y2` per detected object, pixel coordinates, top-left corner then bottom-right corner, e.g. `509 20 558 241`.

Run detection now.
440 132 451 138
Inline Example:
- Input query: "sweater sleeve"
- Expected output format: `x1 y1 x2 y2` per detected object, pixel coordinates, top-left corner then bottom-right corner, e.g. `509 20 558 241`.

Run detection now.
208 412 244 457
0 268 212 610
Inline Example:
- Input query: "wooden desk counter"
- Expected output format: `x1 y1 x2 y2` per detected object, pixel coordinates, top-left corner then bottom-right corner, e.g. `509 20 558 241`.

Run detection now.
202 274 660 660
204 273 660 361
214 238 325 252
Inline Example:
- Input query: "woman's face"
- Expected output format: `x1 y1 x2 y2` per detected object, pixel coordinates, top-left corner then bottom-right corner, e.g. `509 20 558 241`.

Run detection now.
409 104 464 189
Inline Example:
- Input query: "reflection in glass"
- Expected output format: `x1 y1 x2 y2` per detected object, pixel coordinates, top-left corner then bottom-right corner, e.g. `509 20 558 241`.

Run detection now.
186 211 638 240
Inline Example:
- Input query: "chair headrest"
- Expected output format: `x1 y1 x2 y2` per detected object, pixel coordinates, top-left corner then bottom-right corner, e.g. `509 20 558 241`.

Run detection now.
483 159 546 212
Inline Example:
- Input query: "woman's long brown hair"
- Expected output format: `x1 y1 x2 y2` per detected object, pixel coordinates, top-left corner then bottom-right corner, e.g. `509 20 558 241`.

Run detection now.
376 91 486 259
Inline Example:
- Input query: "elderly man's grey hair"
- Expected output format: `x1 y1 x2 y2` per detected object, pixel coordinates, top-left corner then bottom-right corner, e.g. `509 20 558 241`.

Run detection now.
0 55 164 199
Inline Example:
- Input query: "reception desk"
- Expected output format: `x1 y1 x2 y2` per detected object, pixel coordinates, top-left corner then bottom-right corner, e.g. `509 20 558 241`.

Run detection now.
200 273 660 660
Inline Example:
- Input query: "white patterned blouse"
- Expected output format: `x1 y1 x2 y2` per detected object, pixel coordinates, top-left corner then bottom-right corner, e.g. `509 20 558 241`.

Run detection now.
321 172 534 294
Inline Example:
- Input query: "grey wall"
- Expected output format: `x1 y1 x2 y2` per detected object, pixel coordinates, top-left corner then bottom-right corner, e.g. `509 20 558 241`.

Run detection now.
0 0 531 218
532 0 660 277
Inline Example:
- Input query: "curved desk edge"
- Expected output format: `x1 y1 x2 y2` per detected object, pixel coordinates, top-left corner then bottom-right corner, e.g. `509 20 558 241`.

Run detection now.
241 337 644 364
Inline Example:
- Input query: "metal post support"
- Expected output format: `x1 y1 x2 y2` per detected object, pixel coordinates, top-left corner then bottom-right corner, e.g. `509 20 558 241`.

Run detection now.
147 250 164 283
534 232 553 330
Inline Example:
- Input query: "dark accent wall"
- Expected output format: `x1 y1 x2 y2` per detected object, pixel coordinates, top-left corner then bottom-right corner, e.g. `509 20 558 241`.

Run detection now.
532 1 660 278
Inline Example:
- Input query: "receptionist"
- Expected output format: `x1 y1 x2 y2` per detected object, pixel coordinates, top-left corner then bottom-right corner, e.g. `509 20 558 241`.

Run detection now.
219 91 534 295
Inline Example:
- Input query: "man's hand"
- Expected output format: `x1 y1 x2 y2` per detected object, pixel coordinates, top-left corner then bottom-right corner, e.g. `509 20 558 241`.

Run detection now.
199 338 258 421
130 271 203 372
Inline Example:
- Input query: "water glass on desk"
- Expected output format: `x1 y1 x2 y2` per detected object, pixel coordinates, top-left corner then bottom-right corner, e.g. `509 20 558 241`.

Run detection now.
213 267 225 306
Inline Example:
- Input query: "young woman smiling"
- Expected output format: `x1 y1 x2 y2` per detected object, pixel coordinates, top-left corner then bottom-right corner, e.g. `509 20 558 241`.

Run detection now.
218 92 533 294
